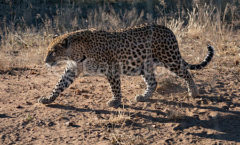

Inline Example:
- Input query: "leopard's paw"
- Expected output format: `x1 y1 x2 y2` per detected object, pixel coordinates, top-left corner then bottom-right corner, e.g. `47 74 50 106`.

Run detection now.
38 97 54 104
107 99 121 108
135 95 148 102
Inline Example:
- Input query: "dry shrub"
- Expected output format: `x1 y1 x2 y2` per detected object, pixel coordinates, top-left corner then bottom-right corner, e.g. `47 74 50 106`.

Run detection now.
166 109 185 121
98 110 132 128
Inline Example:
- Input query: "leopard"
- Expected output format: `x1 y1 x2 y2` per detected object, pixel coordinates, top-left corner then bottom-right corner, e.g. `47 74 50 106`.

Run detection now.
38 24 214 108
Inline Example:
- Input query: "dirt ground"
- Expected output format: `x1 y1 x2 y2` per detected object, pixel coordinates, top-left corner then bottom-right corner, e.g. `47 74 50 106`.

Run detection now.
0 56 240 145
0 1 239 143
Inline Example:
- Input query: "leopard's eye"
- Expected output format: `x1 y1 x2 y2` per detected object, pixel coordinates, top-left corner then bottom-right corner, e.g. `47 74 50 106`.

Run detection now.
49 51 56 57
52 51 56 57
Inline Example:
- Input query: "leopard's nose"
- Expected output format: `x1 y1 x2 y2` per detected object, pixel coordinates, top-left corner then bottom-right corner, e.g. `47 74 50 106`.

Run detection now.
45 53 54 64
45 55 50 63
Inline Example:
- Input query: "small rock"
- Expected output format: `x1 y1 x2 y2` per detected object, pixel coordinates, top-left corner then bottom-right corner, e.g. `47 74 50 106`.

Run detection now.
229 104 236 108
21 121 29 126
208 112 219 118
74 89 89 95
222 106 229 111
235 60 239 66
196 100 202 105
105 123 113 128
69 86 76 90
58 117 70 121
124 120 133 126
165 138 174 144
0 114 8 118
96 133 101 138
26 101 33 105
65 121 74 127
83 95 90 99
101 136 109 140
36 120 45 126
1 134 6 140
146 134 155 139
16 105 23 109
198 109 207 114
48 121 55 127
202 99 208 104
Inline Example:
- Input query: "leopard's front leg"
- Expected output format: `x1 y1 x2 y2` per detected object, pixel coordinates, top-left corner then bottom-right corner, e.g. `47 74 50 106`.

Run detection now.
106 65 122 108
38 63 79 104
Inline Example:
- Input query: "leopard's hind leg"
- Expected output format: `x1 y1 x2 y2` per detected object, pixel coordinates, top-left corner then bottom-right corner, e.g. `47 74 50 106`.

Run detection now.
135 61 157 102
168 62 199 97
135 73 157 102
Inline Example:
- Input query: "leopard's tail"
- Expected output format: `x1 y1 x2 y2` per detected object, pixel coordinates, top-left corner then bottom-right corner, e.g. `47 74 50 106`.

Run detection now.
183 44 214 70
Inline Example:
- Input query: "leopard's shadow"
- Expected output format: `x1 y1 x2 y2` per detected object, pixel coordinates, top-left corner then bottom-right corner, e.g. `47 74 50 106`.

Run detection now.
46 100 240 142
46 104 110 114
46 103 168 128
46 75 240 142
156 80 187 95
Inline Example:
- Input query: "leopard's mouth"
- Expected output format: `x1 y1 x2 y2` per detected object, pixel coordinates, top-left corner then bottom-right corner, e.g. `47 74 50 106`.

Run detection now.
45 55 68 67
46 61 57 67
46 59 70 67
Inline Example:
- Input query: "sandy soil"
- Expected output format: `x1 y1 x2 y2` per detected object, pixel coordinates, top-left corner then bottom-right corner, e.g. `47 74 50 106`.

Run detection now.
0 61 240 145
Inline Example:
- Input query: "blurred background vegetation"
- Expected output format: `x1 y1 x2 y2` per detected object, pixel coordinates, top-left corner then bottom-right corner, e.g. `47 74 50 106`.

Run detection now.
0 0 239 32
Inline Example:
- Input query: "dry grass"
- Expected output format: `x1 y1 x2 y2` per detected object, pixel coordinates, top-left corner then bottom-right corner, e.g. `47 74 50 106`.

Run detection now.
0 28 52 70
166 109 185 121
108 111 131 125
0 2 239 72
98 109 132 128
0 2 239 144
109 131 147 145
0 0 239 116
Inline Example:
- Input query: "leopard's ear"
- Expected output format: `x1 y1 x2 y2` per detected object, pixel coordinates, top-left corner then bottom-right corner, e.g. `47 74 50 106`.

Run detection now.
61 38 70 48
53 34 59 39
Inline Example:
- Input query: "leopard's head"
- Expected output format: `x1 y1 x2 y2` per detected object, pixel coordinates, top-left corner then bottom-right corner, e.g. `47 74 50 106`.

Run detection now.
45 33 86 66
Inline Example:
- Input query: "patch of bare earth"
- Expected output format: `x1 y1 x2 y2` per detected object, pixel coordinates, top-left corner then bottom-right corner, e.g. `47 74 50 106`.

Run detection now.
1 52 240 145
1 1 240 143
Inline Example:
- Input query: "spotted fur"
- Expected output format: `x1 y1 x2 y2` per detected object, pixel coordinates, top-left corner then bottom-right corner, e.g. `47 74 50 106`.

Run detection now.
38 24 214 108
